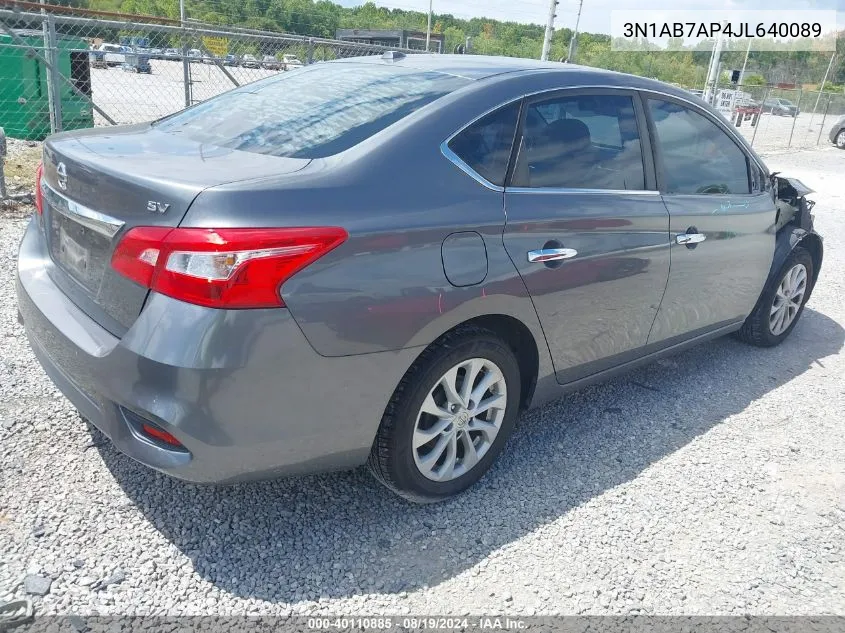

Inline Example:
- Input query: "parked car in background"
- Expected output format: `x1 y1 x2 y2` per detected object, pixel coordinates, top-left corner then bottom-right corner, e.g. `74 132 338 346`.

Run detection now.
121 52 151 74
262 55 282 70
89 43 125 67
163 48 180 59
282 54 304 70
187 49 202 63
224 54 239 67
733 96 761 122
241 53 260 68
829 115 845 149
20 55 823 503
762 98 799 117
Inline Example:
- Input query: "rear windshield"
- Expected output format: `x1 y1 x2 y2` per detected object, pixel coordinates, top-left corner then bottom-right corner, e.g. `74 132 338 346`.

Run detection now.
154 64 470 158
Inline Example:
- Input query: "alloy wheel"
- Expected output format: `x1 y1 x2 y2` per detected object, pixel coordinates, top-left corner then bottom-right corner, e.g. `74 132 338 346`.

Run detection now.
836 131 845 149
412 358 507 482
769 263 807 336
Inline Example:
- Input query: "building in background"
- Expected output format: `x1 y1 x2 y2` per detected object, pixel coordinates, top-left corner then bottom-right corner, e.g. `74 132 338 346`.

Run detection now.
335 29 443 53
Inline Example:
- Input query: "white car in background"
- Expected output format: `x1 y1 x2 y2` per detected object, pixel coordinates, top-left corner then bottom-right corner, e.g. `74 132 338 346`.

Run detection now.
90 43 125 67
282 54 304 70
242 54 260 69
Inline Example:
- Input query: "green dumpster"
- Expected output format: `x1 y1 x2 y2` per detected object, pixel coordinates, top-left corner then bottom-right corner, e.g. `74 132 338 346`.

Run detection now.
0 29 95 140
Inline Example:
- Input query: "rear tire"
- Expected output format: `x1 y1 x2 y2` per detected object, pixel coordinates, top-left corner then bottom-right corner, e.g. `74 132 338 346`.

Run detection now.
836 130 845 150
368 327 521 503
735 247 814 347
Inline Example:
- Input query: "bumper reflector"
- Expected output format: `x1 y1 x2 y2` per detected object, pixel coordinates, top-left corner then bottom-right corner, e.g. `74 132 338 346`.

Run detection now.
140 423 183 448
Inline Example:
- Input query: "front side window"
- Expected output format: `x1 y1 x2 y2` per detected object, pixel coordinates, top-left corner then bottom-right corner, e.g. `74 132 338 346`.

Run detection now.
511 93 645 190
155 64 469 159
447 101 520 187
648 99 750 195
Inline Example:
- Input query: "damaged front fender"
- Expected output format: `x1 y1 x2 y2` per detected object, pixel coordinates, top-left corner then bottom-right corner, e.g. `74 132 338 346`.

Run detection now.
768 174 823 292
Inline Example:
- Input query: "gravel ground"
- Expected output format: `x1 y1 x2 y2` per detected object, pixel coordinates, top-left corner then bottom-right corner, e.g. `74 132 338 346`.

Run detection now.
0 147 844 618
0 139 39 218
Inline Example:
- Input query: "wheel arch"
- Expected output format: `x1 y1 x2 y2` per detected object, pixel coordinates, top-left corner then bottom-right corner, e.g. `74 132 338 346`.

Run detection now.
799 232 823 288
771 227 823 290
407 314 541 412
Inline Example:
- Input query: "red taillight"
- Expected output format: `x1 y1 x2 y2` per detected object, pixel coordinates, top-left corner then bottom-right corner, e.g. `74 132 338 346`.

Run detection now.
35 162 44 215
140 423 183 447
110 226 170 288
111 227 347 309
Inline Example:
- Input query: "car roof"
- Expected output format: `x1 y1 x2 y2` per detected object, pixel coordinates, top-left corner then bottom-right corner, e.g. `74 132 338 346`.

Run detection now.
335 53 569 79
332 53 694 99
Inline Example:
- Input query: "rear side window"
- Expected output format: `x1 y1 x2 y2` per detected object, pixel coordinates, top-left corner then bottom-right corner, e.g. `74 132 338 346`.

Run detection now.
511 93 646 190
648 99 751 195
447 102 520 187
154 64 469 159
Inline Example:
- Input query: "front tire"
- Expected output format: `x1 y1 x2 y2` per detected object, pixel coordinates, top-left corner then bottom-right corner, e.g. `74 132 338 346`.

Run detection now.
835 130 845 150
736 247 814 347
368 327 521 503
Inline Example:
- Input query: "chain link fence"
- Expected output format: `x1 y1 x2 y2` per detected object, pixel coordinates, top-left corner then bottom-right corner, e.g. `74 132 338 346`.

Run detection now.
1 5 843 152
692 83 845 153
0 6 424 141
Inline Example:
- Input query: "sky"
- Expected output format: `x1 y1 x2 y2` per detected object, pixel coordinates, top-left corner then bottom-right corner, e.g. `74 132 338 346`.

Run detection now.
337 0 844 38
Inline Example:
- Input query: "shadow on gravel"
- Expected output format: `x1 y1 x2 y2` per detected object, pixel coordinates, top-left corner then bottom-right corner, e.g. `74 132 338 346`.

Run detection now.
96 307 844 603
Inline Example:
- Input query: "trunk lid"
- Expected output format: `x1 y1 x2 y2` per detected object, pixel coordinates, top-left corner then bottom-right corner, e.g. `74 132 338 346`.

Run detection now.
40 125 310 335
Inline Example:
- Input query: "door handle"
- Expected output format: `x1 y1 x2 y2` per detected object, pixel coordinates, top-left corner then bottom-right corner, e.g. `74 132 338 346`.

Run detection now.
527 248 578 263
675 232 706 245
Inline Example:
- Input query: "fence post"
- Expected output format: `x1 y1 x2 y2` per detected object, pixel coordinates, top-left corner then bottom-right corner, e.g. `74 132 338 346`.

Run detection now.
41 10 57 133
0 127 6 200
787 88 801 149
307 38 314 65
750 86 769 149
816 95 831 146
182 29 192 107
46 14 62 133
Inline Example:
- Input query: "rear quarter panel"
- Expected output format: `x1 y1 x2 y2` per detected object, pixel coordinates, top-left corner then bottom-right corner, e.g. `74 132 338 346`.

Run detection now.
183 77 548 357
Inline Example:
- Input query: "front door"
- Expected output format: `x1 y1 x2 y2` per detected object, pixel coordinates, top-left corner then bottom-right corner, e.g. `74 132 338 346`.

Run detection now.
503 89 671 385
643 96 776 345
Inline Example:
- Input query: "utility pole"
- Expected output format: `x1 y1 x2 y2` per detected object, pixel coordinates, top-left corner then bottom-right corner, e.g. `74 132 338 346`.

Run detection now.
540 0 558 61
704 23 726 105
425 0 433 52
567 0 584 63
739 38 751 84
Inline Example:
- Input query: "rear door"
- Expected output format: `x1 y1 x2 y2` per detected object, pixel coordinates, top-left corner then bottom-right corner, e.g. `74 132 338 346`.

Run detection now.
503 88 671 385
642 94 775 345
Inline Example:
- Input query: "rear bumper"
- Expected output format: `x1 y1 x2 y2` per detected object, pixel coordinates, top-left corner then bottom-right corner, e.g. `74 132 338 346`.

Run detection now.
16 217 420 483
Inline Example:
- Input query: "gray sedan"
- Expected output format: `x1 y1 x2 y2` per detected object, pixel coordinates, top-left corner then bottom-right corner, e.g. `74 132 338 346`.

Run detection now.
830 114 845 149
17 54 823 502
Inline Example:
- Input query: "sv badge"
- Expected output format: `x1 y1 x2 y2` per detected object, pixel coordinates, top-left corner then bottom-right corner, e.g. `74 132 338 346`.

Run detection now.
147 201 171 214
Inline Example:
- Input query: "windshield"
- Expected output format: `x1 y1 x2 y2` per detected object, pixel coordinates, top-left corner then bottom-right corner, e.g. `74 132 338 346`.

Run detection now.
155 63 470 159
